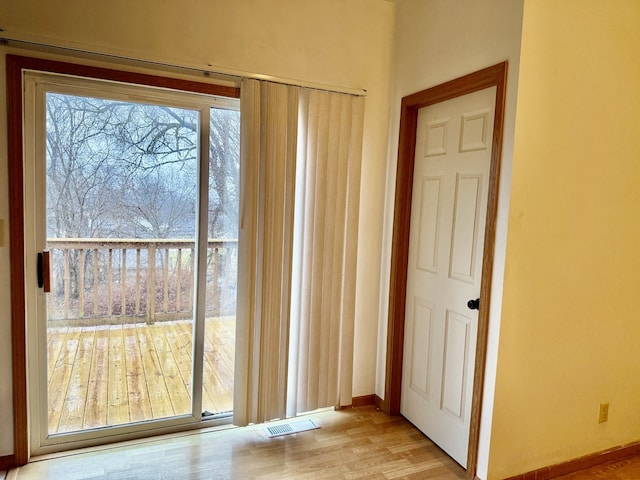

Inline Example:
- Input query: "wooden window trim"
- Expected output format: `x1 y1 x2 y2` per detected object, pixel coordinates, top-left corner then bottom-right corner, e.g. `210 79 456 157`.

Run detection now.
6 54 239 467
383 62 508 480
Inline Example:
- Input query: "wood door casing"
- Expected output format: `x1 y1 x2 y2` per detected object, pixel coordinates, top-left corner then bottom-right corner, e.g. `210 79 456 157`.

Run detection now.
384 62 507 479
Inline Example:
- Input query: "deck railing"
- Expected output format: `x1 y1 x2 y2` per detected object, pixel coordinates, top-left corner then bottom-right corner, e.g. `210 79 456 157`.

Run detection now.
46 238 238 326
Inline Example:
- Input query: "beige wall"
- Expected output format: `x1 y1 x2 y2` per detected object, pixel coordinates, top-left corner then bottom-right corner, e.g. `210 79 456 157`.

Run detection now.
0 0 395 456
377 1 523 477
488 0 640 478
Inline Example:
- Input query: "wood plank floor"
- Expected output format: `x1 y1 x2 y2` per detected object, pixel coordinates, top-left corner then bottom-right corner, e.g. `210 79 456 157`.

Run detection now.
10 406 466 480
47 318 235 434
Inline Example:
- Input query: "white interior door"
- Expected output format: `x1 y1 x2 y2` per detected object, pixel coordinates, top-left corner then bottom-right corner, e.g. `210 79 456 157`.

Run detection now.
400 86 496 467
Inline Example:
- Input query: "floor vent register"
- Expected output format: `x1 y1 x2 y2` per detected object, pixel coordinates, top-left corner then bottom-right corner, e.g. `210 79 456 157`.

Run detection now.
265 418 320 438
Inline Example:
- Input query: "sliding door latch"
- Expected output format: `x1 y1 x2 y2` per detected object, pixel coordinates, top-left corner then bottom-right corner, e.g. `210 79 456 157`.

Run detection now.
37 251 51 292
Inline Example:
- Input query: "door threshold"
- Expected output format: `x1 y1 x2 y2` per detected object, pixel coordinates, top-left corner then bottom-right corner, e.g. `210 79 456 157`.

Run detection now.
30 415 235 462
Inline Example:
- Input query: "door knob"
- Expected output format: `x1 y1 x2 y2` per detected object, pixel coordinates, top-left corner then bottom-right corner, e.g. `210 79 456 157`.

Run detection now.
467 298 480 310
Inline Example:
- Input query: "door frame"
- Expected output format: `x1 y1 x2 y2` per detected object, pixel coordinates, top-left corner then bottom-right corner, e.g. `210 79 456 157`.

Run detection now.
6 54 240 466
384 62 507 478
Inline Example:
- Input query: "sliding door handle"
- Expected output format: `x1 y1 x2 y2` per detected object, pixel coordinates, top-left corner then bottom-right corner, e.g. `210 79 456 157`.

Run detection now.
37 251 51 293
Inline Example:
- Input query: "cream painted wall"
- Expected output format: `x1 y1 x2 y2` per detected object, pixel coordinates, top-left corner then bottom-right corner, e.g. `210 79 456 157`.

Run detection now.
376 1 523 478
488 1 640 478
0 0 395 457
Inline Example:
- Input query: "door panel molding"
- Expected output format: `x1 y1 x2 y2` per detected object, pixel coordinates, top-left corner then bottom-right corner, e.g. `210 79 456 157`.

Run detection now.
6 54 239 467
384 62 507 478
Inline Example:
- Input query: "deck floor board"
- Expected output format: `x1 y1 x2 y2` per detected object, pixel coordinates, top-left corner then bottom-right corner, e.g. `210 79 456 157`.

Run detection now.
47 318 234 434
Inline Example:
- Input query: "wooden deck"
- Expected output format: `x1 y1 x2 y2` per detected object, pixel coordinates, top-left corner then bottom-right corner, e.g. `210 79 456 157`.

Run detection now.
47 317 235 434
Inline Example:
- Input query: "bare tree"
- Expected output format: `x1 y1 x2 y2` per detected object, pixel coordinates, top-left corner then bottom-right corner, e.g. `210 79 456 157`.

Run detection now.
45 92 240 305
209 108 240 239
46 93 124 239
46 94 239 240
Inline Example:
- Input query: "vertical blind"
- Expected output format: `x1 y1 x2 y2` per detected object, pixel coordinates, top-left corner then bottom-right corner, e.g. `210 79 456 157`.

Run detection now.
234 79 365 426
287 89 365 416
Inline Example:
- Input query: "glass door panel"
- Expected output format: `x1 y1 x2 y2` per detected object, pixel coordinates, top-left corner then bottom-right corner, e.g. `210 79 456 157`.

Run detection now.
202 107 240 418
45 92 200 434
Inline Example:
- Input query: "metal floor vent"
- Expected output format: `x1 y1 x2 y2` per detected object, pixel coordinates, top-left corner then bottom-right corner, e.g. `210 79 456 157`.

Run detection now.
265 418 320 438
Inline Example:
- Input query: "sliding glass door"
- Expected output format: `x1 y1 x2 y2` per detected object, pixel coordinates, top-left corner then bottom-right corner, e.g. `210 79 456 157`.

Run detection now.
24 71 239 453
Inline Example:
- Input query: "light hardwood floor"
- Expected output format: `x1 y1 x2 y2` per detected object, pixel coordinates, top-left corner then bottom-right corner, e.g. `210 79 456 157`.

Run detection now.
47 318 234 434
10 406 466 480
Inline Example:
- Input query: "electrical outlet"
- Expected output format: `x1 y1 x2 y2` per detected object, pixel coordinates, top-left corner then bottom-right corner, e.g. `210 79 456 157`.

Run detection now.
599 403 609 423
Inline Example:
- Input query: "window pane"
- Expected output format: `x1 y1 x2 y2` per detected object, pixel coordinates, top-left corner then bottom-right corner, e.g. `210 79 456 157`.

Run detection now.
202 107 240 417
45 92 199 432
